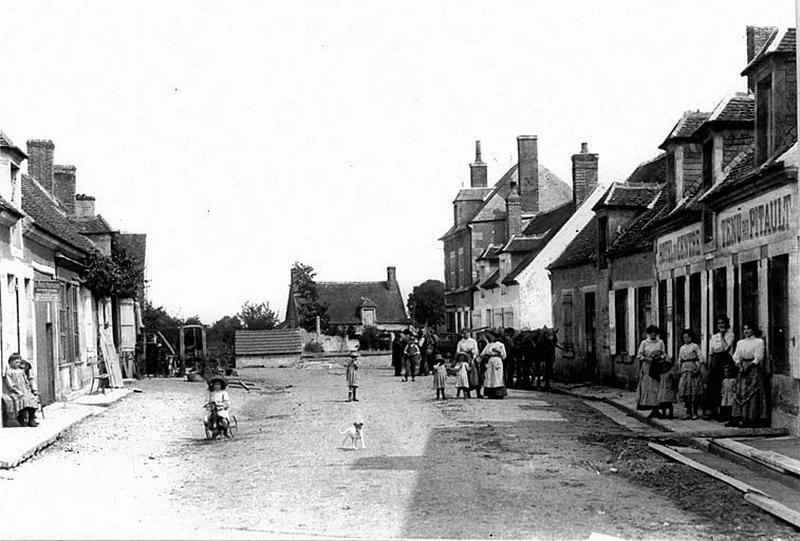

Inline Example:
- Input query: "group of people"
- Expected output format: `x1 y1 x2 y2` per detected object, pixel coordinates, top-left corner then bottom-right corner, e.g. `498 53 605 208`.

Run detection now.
1 353 41 427
635 317 768 428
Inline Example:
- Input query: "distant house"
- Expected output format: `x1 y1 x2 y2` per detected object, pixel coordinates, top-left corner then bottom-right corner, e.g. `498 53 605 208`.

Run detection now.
234 329 303 368
284 266 408 334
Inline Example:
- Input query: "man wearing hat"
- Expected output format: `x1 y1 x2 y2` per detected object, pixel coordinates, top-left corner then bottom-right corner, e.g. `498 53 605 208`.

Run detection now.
204 375 231 437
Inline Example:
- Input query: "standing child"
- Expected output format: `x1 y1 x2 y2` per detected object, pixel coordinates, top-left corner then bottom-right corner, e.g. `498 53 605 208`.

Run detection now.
346 352 360 402
2 353 40 427
678 329 705 420
403 338 420 382
454 353 471 398
433 355 448 400
719 364 736 423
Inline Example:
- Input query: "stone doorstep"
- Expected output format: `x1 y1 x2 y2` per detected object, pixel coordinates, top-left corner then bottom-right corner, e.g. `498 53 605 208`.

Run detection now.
0 388 134 469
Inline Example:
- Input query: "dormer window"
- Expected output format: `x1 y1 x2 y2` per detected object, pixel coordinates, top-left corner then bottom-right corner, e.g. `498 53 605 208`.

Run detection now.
362 308 376 326
756 75 773 165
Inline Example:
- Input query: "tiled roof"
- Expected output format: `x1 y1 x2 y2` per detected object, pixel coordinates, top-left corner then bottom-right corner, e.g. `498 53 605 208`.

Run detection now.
607 188 669 257
317 281 407 325
743 28 796 75
21 174 96 253
480 268 501 289
702 93 754 126
476 244 502 261
502 236 546 253
454 187 492 202
72 214 115 234
599 183 661 208
234 329 302 356
548 217 598 270
699 141 798 203
621 154 667 185
0 131 26 157
660 111 709 147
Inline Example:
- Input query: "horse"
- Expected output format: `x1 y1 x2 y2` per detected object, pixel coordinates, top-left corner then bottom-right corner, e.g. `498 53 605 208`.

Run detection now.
515 326 559 390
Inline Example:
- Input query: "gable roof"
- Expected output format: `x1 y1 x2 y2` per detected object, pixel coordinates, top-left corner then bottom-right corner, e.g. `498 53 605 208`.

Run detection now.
454 187 492 202
548 217 598 270
316 281 407 325
21 174 96 253
660 111 710 148
0 131 26 159
607 188 669 257
72 214 115 235
743 27 796 75
235 329 302 356
596 182 661 209
480 268 501 289
620 153 667 186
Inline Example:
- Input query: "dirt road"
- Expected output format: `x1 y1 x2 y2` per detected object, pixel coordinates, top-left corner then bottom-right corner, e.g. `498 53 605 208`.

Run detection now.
0 365 795 540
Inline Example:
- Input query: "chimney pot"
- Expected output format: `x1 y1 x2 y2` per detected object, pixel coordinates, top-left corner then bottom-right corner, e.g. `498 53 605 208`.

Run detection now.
581 142 589 154
506 181 523 239
469 140 488 188
75 193 96 218
571 142 599 207
387 266 397 284
53 164 77 215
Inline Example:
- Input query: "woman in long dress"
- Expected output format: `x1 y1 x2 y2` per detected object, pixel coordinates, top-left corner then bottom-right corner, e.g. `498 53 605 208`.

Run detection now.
705 316 735 420
677 329 705 420
636 325 666 419
481 333 507 399
728 323 768 428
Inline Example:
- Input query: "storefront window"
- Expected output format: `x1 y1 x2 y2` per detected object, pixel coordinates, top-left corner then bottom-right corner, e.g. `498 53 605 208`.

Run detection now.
713 268 727 324
769 255 789 375
614 289 628 355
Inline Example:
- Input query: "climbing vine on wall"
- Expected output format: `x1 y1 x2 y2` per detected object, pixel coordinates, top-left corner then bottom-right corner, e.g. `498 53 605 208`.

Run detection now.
82 248 144 298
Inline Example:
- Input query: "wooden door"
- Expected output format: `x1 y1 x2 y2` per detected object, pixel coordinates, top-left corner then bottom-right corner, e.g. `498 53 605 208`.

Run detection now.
35 301 55 406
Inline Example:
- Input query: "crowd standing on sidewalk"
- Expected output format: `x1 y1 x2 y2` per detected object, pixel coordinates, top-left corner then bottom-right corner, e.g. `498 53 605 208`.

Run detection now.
632 316 771 428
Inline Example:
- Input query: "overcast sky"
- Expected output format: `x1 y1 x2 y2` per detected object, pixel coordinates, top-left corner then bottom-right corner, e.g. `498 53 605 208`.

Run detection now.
0 1 795 323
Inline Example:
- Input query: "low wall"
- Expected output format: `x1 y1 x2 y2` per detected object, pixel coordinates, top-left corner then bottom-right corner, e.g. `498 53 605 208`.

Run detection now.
300 352 392 369
236 354 301 368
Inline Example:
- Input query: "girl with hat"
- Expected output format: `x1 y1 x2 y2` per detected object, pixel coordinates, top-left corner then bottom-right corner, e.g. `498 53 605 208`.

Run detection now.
346 351 360 402
432 355 448 400
204 375 231 438
2 353 40 427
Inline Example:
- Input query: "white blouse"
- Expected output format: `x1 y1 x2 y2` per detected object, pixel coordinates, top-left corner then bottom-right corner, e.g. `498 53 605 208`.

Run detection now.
708 331 735 354
732 336 765 364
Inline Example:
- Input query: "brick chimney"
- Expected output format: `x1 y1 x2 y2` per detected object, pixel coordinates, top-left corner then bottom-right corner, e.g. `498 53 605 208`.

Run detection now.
517 135 539 214
53 164 76 214
746 26 778 91
27 139 55 192
506 181 522 239
75 194 96 217
469 140 487 188
387 266 397 285
571 142 599 207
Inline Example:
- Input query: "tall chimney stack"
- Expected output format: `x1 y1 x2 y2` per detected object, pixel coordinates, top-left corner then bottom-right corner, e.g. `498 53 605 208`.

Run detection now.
469 140 487 188
27 139 55 192
571 142 599 207
506 181 522 239
54 164 76 214
75 194 96 218
517 135 539 214
387 266 397 285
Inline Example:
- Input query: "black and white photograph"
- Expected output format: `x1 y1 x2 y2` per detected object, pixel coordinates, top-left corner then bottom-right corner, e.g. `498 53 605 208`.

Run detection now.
1 1 800 539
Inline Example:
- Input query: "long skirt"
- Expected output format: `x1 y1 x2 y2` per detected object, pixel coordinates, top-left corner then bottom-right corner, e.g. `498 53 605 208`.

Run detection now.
636 359 661 410
732 361 769 424
678 362 705 401
467 359 480 389
657 366 678 404
484 357 506 399
706 352 734 409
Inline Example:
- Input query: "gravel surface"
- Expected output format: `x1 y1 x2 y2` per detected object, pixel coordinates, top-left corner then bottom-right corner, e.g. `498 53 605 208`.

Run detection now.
1 366 797 540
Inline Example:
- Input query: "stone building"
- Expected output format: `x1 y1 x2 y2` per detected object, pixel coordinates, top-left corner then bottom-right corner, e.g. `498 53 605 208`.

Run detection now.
439 137 571 333
471 143 604 330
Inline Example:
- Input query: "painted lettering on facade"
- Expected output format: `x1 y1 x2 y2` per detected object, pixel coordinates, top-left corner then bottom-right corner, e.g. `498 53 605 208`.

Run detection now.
657 227 702 266
718 194 792 249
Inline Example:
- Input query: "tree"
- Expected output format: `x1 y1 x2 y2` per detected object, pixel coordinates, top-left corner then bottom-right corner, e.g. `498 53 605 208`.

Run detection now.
208 315 242 347
142 300 185 351
407 279 445 328
291 261 329 332
238 301 279 330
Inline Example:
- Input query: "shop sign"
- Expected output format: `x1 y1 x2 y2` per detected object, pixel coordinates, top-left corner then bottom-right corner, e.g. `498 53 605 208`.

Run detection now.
34 280 61 301
657 225 702 267
717 190 793 251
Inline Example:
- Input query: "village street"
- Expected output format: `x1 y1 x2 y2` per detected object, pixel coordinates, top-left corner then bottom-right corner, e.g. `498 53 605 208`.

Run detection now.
1 365 796 541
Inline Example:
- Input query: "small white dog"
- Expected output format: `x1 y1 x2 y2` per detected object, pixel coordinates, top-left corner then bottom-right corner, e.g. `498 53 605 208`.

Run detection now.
340 422 366 449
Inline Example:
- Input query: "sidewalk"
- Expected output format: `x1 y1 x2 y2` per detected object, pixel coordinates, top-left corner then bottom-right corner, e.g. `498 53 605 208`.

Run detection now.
0 387 133 469
551 381 789 438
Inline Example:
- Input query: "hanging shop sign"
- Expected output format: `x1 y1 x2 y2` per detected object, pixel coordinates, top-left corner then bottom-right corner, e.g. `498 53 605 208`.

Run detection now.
717 186 793 254
656 225 703 269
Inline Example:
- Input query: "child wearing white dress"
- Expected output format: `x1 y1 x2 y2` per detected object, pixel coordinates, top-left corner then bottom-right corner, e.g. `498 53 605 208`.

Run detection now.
433 355 448 400
454 353 471 398
677 330 705 420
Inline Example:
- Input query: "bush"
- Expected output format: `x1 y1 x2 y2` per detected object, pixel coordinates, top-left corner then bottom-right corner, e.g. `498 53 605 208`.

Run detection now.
304 340 324 353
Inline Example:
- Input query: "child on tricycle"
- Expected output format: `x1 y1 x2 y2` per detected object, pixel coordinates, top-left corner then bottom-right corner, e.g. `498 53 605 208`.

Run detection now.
204 375 232 439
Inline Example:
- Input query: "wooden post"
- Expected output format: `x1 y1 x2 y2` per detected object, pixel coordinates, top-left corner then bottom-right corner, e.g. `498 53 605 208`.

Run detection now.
316 316 321 340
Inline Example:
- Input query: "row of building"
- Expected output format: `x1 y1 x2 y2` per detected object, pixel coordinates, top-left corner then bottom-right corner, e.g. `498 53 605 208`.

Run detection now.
440 26 800 432
0 133 147 416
